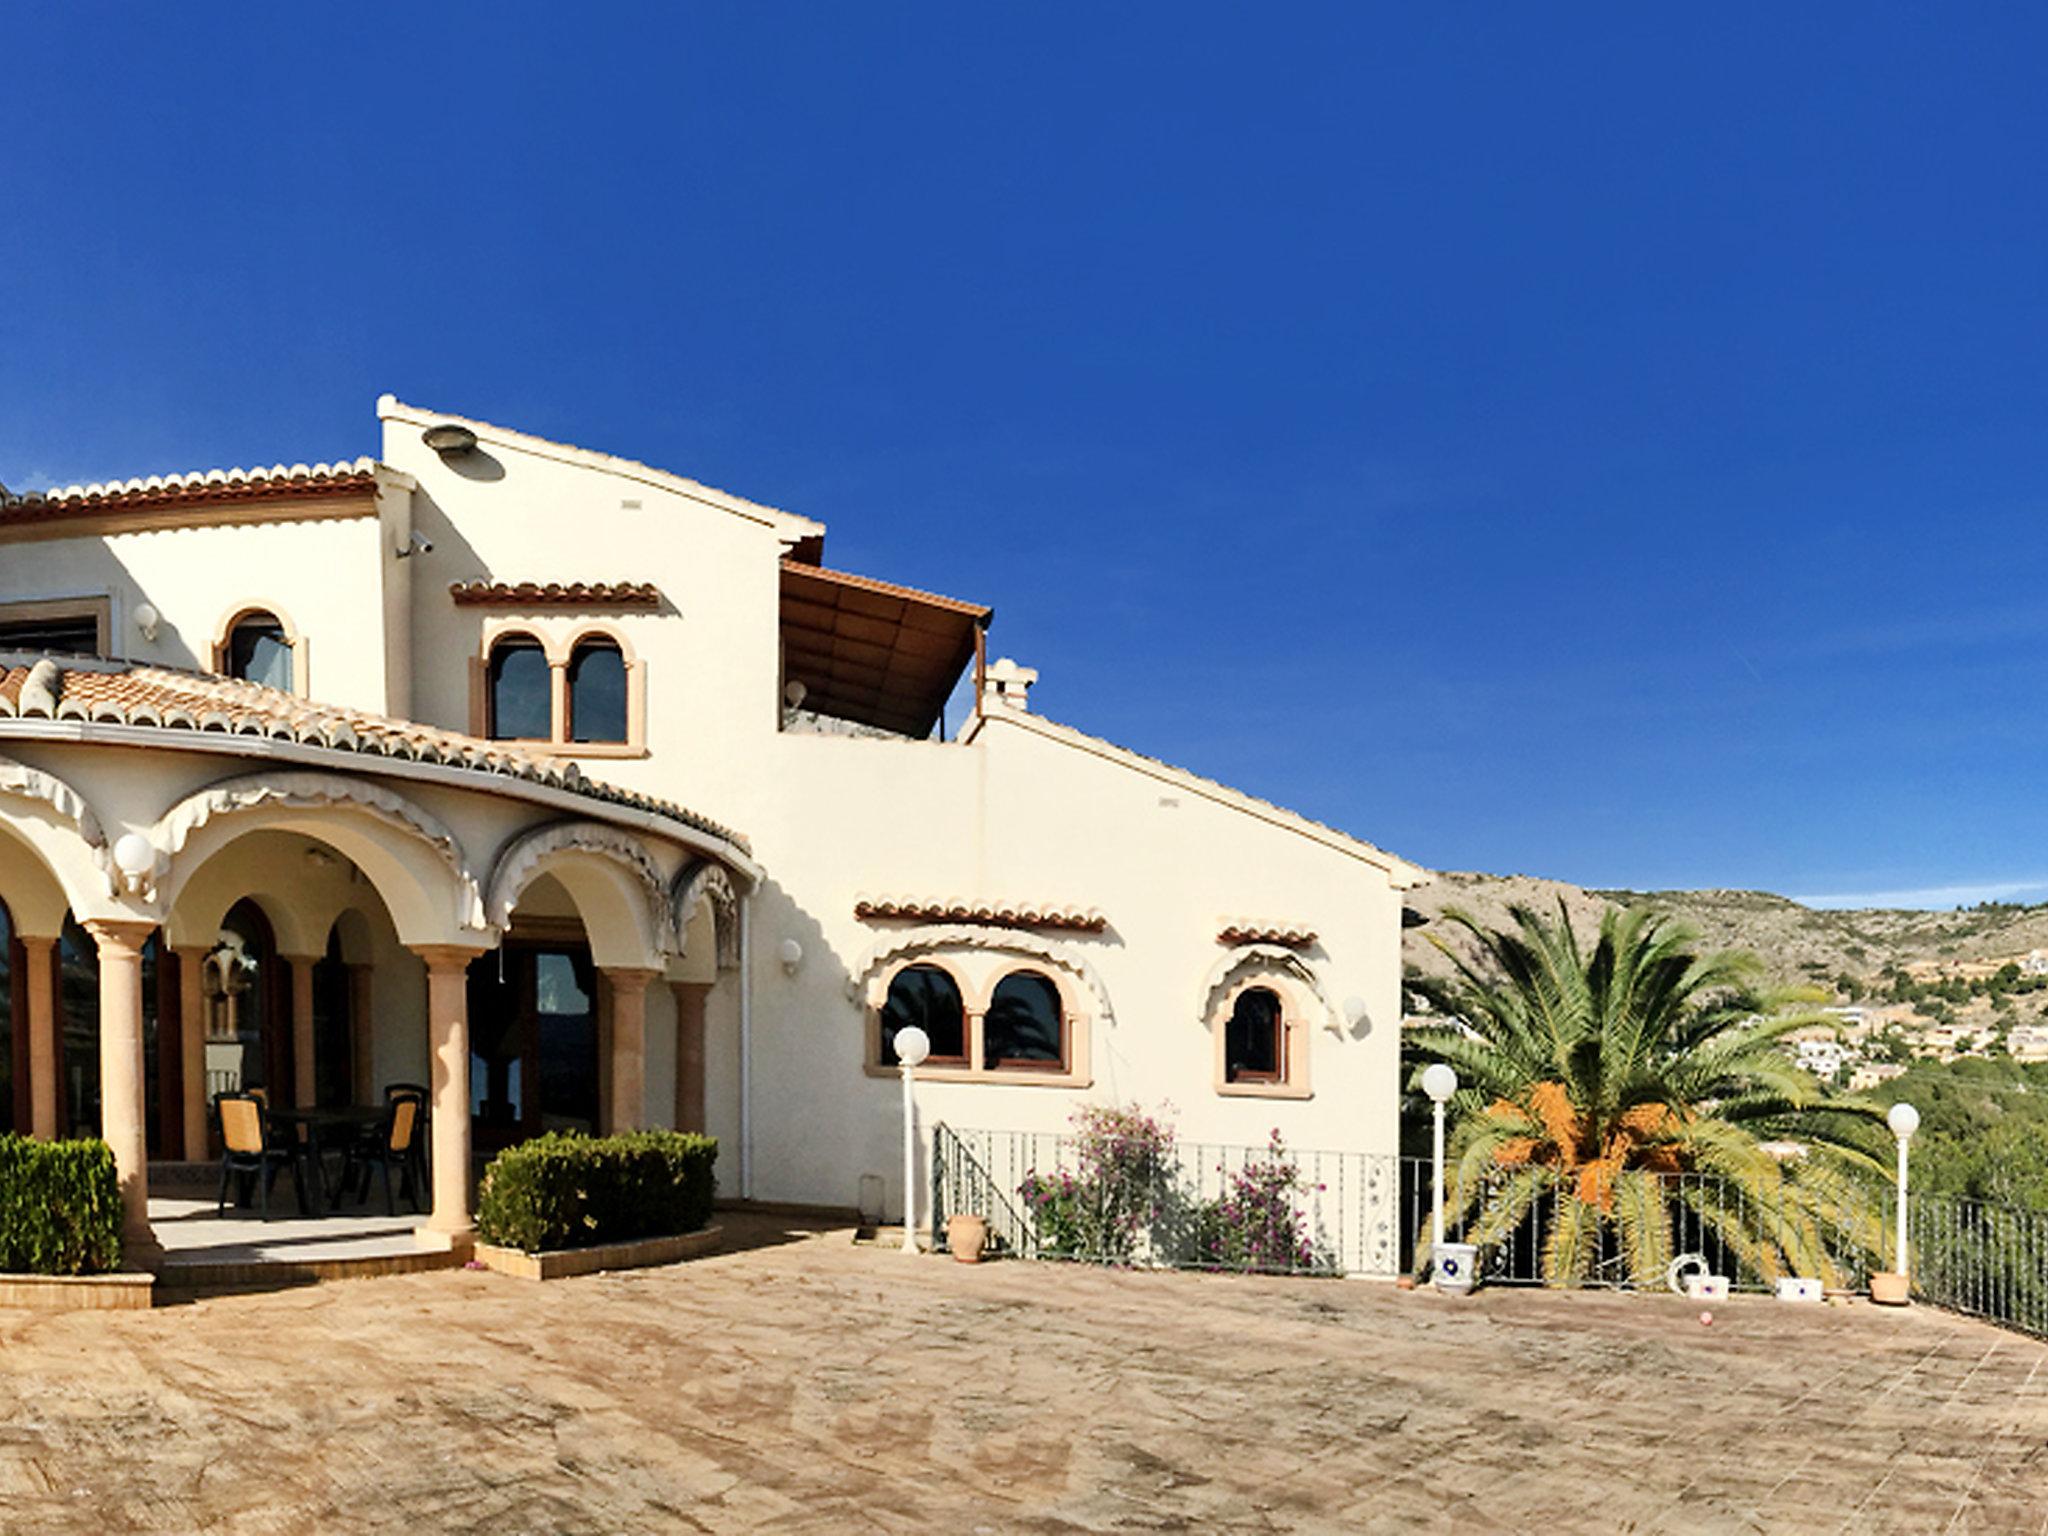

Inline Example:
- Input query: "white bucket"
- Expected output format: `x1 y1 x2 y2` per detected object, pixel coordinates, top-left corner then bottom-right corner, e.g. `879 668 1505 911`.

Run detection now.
1432 1242 1479 1294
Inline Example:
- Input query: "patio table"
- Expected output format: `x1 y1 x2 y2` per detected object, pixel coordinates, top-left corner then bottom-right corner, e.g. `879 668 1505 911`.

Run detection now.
266 1106 386 1214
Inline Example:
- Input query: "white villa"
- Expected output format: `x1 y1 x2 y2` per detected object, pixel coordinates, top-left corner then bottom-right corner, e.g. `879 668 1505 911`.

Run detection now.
0 398 1423 1259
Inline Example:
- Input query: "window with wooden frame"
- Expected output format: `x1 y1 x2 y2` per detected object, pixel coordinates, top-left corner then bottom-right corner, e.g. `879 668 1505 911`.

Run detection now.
567 636 629 744
487 633 552 741
1224 987 1284 1084
880 964 968 1066
0 596 109 658
472 623 647 755
1211 975 1311 1099
983 969 1067 1071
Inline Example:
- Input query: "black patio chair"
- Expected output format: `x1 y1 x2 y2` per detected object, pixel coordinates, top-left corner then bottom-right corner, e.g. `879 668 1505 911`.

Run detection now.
214 1091 293 1218
339 1090 426 1217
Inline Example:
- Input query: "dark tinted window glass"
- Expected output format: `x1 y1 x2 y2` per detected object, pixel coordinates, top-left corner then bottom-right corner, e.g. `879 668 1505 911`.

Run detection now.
226 614 293 690
0 898 12 1134
568 639 628 743
0 616 99 656
882 964 965 1063
59 918 100 1136
1225 987 1283 1082
984 971 1064 1068
488 639 552 740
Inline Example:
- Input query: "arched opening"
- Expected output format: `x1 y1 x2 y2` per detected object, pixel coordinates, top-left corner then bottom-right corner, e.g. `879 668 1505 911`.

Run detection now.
882 964 967 1066
567 637 628 743
223 609 294 691
0 895 16 1135
208 899 287 1106
487 634 551 741
469 873 602 1152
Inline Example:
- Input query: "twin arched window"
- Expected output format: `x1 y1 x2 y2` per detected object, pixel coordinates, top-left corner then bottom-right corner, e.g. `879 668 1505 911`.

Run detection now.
486 633 630 745
880 963 1070 1073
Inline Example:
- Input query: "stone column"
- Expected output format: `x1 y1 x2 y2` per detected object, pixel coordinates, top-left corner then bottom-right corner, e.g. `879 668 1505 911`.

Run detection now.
413 947 479 1241
84 919 162 1265
20 935 58 1139
285 953 319 1108
173 945 211 1162
670 981 710 1134
605 968 659 1133
348 962 375 1104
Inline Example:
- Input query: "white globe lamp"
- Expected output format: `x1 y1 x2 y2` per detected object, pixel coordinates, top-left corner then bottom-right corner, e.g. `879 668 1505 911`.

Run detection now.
894 1025 932 1252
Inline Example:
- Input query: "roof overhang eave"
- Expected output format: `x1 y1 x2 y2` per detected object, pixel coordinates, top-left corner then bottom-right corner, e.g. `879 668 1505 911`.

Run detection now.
0 718 763 888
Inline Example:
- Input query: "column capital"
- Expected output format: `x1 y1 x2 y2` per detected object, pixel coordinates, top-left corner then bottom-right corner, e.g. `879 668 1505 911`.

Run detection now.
168 941 215 961
410 944 490 972
81 917 158 955
14 931 58 955
602 965 665 986
278 950 325 967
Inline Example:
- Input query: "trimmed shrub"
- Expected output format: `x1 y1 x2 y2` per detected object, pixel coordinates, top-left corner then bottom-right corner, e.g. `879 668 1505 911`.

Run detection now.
475 1130 718 1254
0 1135 123 1275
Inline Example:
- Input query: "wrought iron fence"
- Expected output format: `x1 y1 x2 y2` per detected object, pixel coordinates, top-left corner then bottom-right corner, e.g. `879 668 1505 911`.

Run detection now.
930 1123 1403 1277
1911 1192 2048 1338
932 1123 2048 1339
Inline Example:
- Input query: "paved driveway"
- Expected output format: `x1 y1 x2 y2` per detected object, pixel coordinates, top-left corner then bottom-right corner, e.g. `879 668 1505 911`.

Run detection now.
0 1218 2042 1533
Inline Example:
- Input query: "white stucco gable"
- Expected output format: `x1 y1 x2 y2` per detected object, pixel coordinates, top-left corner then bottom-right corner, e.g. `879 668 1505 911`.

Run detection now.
960 705 1430 890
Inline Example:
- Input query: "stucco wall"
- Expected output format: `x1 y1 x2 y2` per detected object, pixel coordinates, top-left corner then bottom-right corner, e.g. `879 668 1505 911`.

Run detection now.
0 514 395 714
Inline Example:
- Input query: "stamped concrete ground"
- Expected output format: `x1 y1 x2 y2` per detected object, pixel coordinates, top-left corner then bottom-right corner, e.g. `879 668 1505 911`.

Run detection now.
1 1217 2044 1534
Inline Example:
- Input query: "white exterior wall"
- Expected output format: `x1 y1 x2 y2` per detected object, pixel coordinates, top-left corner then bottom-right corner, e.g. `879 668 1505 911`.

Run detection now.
1 399 1420 1218
0 513 397 714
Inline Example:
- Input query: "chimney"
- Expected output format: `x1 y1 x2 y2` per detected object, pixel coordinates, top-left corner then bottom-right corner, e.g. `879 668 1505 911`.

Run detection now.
982 656 1038 713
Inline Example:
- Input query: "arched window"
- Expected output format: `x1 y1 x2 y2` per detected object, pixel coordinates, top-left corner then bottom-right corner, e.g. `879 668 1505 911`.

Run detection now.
224 610 293 691
487 635 552 740
882 964 966 1065
1225 987 1284 1084
567 637 628 743
984 970 1066 1070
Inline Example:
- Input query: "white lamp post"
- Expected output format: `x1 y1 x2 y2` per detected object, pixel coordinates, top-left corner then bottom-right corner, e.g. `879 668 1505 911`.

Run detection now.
894 1025 931 1254
1888 1101 1919 1281
1421 1063 1459 1253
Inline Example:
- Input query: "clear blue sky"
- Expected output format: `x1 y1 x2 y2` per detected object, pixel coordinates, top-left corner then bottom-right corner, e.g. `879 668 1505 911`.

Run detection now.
4 7 2045 908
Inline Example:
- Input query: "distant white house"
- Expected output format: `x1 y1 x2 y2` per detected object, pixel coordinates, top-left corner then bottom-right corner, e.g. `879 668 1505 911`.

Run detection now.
1794 1038 1848 1078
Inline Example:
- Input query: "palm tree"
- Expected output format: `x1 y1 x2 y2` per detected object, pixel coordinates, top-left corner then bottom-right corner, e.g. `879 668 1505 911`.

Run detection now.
1406 902 1888 1288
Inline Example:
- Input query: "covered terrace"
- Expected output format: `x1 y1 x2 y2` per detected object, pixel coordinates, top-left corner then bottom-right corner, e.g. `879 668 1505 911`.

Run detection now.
0 653 754 1265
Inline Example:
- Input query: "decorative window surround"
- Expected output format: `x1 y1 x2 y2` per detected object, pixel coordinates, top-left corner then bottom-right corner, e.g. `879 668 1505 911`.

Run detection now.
860 949 1094 1088
472 618 648 759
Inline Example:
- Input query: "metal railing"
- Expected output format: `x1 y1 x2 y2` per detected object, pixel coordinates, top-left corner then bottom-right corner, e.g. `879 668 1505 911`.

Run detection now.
1911 1192 2048 1338
931 1123 2048 1339
932 1124 1403 1277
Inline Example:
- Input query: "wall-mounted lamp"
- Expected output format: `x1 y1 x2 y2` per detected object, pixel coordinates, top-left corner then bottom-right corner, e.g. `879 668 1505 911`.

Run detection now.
111 831 157 898
1341 995 1370 1035
778 937 804 975
422 422 478 455
133 601 161 643
395 530 435 559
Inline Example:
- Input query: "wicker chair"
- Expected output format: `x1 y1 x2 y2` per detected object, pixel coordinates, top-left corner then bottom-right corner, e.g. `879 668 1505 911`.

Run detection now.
215 1092 293 1218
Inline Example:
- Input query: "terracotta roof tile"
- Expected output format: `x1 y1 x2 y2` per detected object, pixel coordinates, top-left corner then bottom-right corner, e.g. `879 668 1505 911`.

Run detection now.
0 459 379 530
449 581 661 609
0 654 746 852
1217 921 1319 948
854 895 1106 933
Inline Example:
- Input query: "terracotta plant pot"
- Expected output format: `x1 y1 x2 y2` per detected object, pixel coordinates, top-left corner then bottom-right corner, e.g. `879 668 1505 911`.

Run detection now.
947 1213 989 1264
1870 1271 1911 1307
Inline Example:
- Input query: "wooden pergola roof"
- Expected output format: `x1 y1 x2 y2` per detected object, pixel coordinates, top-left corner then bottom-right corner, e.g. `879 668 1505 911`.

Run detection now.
778 561 989 737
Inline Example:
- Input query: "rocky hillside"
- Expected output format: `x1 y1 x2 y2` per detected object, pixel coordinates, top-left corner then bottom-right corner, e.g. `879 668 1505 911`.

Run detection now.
1403 871 2048 995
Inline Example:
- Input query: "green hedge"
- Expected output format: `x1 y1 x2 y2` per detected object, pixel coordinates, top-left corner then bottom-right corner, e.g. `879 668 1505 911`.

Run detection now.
0 1135 123 1275
475 1130 718 1253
